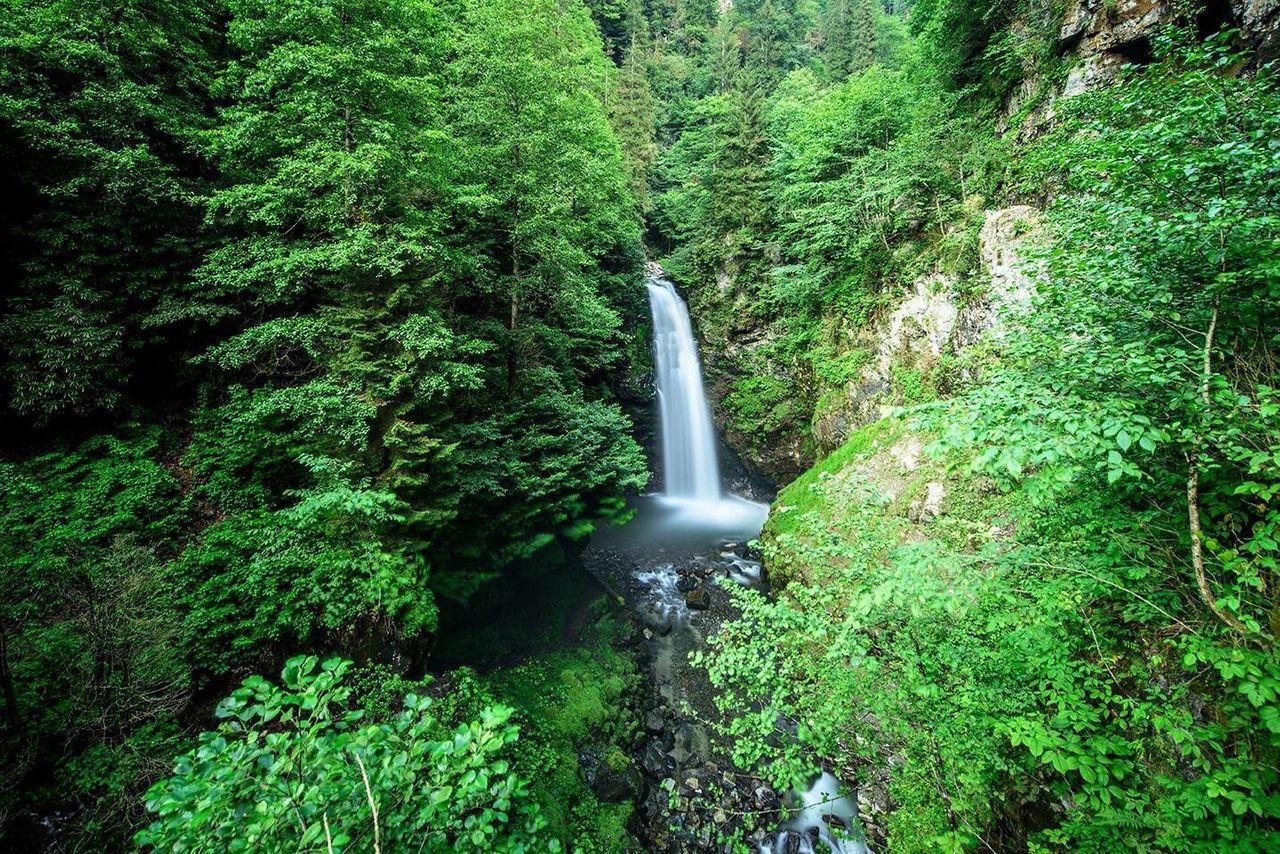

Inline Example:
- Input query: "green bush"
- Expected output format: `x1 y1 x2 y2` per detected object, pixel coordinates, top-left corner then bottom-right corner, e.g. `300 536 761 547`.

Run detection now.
138 656 549 851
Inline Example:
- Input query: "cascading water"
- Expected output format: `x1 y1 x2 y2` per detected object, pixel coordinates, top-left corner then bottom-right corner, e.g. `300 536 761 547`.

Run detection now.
593 267 769 542
590 268 869 853
647 274 721 502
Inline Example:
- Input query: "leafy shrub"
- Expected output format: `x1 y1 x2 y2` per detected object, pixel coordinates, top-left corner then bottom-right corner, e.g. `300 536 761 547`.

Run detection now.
138 656 549 851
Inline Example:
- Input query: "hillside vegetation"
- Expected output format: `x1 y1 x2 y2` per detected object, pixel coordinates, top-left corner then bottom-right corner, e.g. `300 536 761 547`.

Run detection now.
1 0 1277 850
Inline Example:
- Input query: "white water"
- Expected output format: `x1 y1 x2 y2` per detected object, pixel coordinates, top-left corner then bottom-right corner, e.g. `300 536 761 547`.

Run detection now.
647 274 722 501
762 772 870 854
633 272 867 852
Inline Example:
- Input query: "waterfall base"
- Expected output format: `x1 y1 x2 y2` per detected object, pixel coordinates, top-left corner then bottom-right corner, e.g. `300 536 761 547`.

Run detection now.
592 493 768 550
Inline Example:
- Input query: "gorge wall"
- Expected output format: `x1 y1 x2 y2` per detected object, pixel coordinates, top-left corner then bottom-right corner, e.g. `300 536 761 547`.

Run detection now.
673 0 1280 483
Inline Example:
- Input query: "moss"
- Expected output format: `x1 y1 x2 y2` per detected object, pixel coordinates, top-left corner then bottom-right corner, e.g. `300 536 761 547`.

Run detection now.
891 363 942 406
724 373 800 448
809 344 871 387
772 419 901 513
479 612 642 851
605 748 631 773
763 417 904 577
762 414 1039 590
486 619 634 743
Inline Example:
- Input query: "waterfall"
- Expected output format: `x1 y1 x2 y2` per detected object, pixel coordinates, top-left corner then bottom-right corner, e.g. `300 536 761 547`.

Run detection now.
647 273 721 502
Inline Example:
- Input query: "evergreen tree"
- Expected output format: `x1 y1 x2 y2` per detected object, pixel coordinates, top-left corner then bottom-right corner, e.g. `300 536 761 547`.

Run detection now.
0 0 221 420
824 0 877 78
850 0 878 72
709 10 744 94
740 0 804 85
612 43 660 212
823 0 854 78
672 0 720 56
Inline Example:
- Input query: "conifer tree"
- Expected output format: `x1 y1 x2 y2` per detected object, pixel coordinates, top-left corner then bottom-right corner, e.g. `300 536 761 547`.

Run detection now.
612 43 659 212
709 10 744 94
850 0 878 72
823 0 854 78
824 0 876 78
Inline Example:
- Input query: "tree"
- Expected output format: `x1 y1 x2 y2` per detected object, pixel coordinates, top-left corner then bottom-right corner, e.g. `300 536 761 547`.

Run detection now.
824 0 877 78
823 0 854 77
849 0 878 72
448 0 641 394
612 42 659 213
0 0 220 419
170 0 456 672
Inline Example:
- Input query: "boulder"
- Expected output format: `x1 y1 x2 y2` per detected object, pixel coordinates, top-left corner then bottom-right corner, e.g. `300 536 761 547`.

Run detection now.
582 749 643 803
640 742 674 779
685 584 710 610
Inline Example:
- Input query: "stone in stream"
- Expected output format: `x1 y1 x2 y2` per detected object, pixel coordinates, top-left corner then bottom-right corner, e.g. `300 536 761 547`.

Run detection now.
685 584 710 610
645 710 665 734
671 721 709 767
779 830 805 854
641 742 674 778
641 606 675 636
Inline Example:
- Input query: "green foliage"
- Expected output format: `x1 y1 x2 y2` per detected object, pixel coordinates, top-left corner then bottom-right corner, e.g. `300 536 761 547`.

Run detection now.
1 0 647 842
0 430 191 845
824 0 879 78
427 602 641 850
482 618 641 850
137 656 549 851
725 374 800 447
0 0 219 418
701 31 1280 854
178 456 435 675
925 31 1280 847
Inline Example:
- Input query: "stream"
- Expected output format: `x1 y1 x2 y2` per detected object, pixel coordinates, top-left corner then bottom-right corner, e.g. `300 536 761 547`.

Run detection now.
579 269 871 852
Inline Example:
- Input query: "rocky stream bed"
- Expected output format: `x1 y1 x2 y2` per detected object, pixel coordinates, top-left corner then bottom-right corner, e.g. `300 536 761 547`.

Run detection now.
583 530 874 854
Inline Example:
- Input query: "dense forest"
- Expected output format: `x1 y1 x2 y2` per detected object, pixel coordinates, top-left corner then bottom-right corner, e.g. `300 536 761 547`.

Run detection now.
2 0 1278 851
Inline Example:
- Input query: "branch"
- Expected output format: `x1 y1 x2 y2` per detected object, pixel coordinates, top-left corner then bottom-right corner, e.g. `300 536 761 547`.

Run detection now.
354 752 381 854
1185 301 1270 642
1186 448 1253 638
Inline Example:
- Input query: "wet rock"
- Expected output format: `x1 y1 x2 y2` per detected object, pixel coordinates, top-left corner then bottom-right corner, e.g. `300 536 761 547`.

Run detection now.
581 749 643 802
676 574 697 593
754 785 780 811
646 710 665 734
642 608 674 636
778 830 805 854
641 742 674 779
671 722 709 767
685 584 710 610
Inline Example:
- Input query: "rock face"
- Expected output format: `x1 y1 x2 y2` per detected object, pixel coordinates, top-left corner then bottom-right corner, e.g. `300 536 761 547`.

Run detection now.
1008 0 1280 136
812 206 1039 452
1060 0 1172 98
